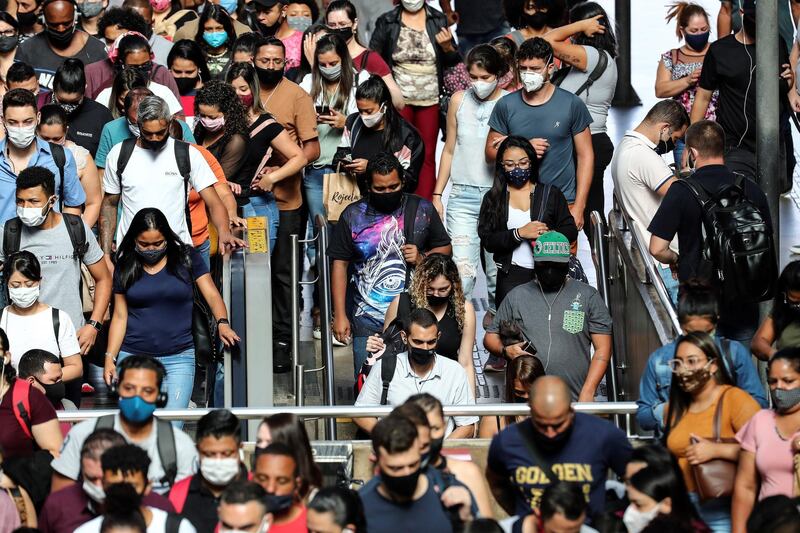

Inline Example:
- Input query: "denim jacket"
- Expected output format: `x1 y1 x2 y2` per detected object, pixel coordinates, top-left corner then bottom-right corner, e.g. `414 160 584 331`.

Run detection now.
636 335 767 434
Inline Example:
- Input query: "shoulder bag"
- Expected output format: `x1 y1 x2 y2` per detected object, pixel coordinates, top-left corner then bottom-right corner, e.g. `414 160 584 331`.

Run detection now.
691 387 737 501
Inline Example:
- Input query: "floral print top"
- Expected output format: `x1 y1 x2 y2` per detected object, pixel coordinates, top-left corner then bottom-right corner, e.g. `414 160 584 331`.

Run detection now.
392 23 439 106
661 48 718 121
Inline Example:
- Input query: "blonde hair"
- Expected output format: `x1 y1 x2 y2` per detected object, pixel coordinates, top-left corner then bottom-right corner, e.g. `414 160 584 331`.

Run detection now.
665 2 710 40
408 254 465 331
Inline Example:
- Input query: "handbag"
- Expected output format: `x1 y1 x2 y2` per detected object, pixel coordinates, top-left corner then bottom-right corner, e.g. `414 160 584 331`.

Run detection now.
691 387 737 501
80 262 95 314
192 272 219 366
323 163 362 223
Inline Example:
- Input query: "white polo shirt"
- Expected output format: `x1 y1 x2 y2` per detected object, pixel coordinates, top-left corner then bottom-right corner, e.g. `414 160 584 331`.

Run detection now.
355 353 478 436
610 130 678 254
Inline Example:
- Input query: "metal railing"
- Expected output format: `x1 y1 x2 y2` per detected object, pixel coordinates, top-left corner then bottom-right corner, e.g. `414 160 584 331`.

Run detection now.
290 216 337 439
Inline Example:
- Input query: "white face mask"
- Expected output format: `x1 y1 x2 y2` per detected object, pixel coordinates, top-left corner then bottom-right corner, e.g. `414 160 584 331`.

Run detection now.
520 70 546 93
128 122 140 138
200 457 240 486
401 0 425 12
9 284 39 308
361 104 385 128
82 479 106 504
17 197 54 227
622 503 661 533
472 78 498 100
6 124 36 149
220 516 270 533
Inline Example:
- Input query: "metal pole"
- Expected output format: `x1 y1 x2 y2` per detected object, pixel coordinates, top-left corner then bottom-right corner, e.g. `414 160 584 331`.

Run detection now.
756 0 781 259
316 216 337 439
290 234 301 402
612 0 641 107
295 364 305 406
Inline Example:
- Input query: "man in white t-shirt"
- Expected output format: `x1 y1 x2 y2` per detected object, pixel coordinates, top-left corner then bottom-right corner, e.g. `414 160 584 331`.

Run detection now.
610 99 688 303
98 95 244 257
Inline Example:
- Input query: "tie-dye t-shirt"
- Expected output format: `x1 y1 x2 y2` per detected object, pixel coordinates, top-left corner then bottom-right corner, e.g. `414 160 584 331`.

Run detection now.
329 195 450 336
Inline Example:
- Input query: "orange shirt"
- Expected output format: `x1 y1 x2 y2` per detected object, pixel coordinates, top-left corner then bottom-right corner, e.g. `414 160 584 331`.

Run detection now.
666 385 759 492
189 144 227 246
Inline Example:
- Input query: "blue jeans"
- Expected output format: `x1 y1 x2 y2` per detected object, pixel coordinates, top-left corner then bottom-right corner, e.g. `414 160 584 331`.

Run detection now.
688 493 731 533
673 138 686 169
196 238 211 270
657 263 679 307
353 336 369 378
456 22 511 56
242 194 279 253
446 184 497 311
117 348 196 414
304 165 330 264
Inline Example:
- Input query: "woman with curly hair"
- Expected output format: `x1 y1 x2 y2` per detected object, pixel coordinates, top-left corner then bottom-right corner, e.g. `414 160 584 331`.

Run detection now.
193 80 249 183
366 253 476 392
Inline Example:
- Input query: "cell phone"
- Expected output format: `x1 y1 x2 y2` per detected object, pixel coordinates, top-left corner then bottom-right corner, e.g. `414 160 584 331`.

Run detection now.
315 104 331 116
520 341 537 356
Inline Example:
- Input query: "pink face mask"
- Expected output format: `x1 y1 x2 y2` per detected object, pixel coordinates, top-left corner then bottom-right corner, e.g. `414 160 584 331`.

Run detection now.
149 0 171 11
200 115 226 132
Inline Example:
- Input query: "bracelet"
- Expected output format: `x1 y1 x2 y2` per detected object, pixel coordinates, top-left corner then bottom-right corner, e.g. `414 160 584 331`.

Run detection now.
432 193 442 196
217 318 230 326
105 352 117 362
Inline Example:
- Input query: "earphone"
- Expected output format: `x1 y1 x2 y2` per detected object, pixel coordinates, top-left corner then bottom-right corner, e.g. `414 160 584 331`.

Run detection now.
109 357 169 408
107 380 169 408
738 30 756 148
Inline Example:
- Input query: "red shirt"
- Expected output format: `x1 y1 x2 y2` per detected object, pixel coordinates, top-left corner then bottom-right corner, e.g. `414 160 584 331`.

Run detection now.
272 505 308 533
0 380 56 459
353 50 390 77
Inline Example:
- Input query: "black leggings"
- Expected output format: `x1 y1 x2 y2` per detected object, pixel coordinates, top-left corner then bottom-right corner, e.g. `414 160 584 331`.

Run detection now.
495 264 535 308
583 132 614 244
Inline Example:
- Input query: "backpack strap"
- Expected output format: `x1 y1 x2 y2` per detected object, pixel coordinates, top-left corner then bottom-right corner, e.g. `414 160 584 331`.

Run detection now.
516 421 559 484
3 218 22 259
62 213 88 261
11 379 33 440
51 307 62 361
380 350 398 406
359 49 371 72
49 142 66 211
249 118 277 183
549 66 571 87
571 49 609 97
402 194 421 287
168 476 192 514
95 414 115 429
156 418 178 488
719 338 736 386
116 138 137 186
174 141 193 236
165 513 182 533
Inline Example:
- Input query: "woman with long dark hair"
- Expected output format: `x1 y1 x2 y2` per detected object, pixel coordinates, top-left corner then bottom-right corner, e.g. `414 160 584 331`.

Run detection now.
664 331 759 532
477 136 577 307
543 1 617 243
195 4 235 80
752 261 800 361
193 80 249 183
478 354 544 438
255 413 322 500
0 12 19 90
103 208 238 408
503 0 566 46
340 75 423 190
168 39 211 121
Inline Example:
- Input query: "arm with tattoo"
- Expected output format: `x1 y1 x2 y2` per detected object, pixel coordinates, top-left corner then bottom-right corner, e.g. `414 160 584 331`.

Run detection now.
99 193 120 255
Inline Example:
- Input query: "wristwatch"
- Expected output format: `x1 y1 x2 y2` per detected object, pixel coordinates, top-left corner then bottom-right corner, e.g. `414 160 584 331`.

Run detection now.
87 319 102 332
217 318 230 326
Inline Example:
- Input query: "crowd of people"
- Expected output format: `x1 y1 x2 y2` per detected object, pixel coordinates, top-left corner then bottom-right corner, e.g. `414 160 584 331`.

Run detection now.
0 0 796 531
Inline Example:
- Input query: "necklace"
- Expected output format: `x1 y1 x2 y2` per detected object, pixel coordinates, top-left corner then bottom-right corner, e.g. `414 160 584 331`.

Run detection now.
262 79 283 109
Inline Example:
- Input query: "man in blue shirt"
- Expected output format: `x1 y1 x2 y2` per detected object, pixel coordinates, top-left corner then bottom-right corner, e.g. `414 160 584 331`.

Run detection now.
636 279 767 435
0 89 85 224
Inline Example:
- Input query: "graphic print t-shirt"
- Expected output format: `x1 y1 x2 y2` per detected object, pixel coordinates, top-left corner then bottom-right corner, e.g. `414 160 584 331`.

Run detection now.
328 195 450 336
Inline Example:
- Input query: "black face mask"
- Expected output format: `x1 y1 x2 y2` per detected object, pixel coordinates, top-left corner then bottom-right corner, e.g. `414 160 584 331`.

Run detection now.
654 136 676 155
256 19 279 36
523 11 548 30
140 135 169 152
380 468 421 500
536 263 568 291
369 190 403 213
0 35 18 53
531 418 574 454
426 294 449 307
264 493 294 515
126 62 153 81
743 14 756 38
136 245 168 264
513 394 529 404
16 10 38 27
330 26 353 41
37 379 66 404
428 437 444 465
175 76 198 95
255 65 283 86
46 25 75 49
409 346 435 366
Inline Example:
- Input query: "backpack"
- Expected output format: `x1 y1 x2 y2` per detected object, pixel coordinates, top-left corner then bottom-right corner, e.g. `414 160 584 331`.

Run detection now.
550 48 609 97
11 378 33 439
49 142 67 211
679 175 777 303
95 414 178 489
353 196 421 400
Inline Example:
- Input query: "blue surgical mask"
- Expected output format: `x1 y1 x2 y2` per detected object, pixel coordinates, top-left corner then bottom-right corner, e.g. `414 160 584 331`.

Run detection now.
118 395 157 424
203 31 229 48
218 0 238 15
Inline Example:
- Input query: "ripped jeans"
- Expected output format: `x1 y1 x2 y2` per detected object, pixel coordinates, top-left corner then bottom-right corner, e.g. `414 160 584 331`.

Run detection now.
446 184 497 312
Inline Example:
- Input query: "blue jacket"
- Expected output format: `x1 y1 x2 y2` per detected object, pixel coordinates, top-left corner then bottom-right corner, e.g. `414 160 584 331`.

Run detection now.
636 335 767 434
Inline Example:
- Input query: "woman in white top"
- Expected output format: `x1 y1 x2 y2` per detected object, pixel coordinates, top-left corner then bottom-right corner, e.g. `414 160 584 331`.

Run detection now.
433 44 508 314
37 105 103 227
2 252 81 382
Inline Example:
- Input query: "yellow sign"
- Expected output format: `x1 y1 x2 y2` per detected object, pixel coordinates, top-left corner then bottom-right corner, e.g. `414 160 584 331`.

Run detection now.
247 216 267 230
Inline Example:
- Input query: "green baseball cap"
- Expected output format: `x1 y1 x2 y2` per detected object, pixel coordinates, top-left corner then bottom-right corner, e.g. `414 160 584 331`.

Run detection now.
533 231 570 263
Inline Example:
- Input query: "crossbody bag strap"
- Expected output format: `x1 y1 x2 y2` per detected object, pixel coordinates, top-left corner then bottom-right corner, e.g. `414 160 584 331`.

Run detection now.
712 387 730 442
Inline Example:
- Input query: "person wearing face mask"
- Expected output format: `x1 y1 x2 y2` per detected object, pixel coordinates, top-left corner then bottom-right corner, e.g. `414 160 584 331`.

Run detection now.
753 261 800 360
478 354 545 438
330 155 451 376
432 45 508 323
76 0 109 37
358 414 476 533
101 209 238 410
368 0 460 199
217 481 274 533
369 254 477 392
511 481 599 533
51 356 199 495
663 331 759 531
14 0 107 93
0 13 20 87
0 251 83 384
637 279 767 437
17 349 75 435
195 5 235 80
649 121 772 346
486 37 593 232
168 410 249 533
484 231 610 401
151 0 198 41
486 376 631 521
168 39 211 122
656 2 718 168
354 309 477 437
121 0 178 67
75 444 197 533
307 487 365 533
268 0 319 72
253 443 310 532
15 0 45 45
503 0 566 46
732 347 800 532
622 465 708 533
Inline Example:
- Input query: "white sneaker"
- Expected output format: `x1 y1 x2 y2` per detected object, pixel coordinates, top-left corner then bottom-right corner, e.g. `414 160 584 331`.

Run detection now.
791 245 800 255
333 335 348 347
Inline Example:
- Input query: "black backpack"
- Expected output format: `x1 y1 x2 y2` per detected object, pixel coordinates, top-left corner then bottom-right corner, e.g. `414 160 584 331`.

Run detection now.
679 175 777 303
49 142 67 211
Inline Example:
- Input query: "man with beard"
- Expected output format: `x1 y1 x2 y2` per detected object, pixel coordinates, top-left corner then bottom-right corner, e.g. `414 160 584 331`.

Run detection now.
485 376 631 520
486 37 594 231
358 414 476 533
14 0 107 92
484 231 612 402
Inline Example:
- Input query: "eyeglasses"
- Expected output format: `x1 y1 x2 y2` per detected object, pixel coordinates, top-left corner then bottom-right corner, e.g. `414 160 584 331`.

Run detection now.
501 159 531 171
0 30 17 37
665 357 713 373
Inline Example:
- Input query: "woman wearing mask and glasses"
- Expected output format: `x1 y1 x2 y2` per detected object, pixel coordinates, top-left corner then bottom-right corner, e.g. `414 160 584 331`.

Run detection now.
664 331 759 532
195 4 235 80
731 348 800 533
477 136 577 307
324 0 405 110
752 261 800 361
0 12 20 89
656 2 717 167
168 39 211 125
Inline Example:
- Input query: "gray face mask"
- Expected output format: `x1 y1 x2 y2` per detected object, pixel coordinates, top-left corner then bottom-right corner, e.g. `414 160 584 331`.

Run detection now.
771 387 800 414
319 63 342 81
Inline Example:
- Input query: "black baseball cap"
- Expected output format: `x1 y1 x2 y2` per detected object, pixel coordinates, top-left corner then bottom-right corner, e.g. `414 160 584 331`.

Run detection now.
742 0 756 14
252 0 281 8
